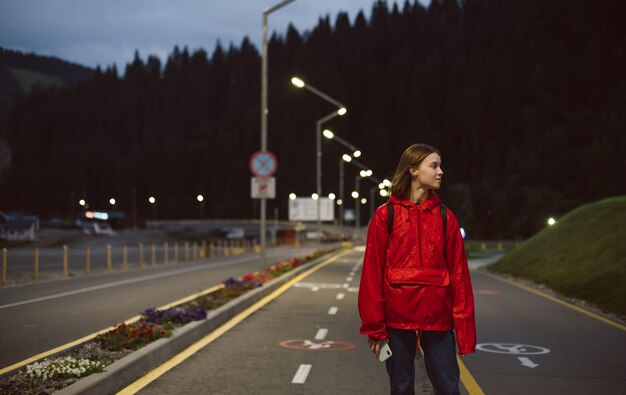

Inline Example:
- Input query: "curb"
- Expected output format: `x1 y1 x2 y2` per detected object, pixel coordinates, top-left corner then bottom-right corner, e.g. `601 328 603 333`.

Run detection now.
56 249 346 395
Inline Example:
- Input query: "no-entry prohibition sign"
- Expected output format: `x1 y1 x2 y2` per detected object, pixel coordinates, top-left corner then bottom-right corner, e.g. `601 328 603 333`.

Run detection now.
250 150 277 177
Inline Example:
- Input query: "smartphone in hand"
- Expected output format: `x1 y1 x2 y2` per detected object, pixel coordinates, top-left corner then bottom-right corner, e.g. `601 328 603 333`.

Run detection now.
379 342 392 362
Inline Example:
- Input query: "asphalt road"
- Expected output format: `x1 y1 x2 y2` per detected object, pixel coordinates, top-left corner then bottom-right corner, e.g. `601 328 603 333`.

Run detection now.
0 245 323 369
127 249 626 395
466 270 626 395
133 249 435 395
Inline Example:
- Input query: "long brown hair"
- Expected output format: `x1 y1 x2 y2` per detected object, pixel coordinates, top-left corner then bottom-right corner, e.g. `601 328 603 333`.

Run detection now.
389 144 441 198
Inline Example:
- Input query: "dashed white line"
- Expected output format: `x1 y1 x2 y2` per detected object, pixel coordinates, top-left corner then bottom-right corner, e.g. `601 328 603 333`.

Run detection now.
336 293 345 300
346 276 353 282
292 364 312 384
315 328 329 340
342 283 349 288
311 286 319 292
328 306 338 315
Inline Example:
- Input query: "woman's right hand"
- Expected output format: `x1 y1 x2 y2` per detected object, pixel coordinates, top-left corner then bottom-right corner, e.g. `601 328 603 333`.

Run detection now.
368 338 385 358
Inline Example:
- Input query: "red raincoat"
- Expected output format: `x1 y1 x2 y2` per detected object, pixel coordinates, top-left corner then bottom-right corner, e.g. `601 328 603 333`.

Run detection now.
358 193 476 355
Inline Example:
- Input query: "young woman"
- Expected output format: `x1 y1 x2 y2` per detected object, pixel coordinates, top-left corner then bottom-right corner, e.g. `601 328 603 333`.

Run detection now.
358 144 476 395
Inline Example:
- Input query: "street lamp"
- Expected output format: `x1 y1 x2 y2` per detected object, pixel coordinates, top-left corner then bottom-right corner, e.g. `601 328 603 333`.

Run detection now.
197 194 204 219
259 0 296 258
148 196 156 220
291 76 347 239
323 128 361 158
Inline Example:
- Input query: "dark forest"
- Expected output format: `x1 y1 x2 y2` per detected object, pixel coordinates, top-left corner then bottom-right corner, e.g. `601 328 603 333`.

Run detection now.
1 0 624 239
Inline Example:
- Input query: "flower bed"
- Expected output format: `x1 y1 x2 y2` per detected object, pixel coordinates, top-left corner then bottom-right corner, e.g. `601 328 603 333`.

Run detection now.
0 249 334 394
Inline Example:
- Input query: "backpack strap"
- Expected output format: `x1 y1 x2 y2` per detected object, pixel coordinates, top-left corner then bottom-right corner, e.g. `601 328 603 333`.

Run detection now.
387 202 394 235
441 204 447 236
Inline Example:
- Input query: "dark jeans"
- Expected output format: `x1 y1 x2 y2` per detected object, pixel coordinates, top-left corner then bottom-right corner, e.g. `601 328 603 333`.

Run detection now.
385 328 460 395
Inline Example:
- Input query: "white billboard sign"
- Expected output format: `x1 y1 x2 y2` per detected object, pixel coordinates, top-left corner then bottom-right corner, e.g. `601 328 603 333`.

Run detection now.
288 198 334 221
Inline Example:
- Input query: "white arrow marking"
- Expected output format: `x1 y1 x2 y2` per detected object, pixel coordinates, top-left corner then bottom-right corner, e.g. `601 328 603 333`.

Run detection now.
518 357 539 368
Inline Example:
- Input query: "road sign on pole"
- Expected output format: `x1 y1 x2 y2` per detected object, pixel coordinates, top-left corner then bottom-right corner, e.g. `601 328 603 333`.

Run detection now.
250 151 277 177
251 177 276 199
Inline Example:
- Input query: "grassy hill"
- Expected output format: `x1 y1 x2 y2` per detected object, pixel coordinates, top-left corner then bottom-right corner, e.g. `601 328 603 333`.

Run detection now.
487 196 626 317
9 67 64 92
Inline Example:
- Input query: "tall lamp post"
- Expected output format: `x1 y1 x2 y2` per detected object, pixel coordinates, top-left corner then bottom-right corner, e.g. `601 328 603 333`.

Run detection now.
291 77 347 237
259 0 295 258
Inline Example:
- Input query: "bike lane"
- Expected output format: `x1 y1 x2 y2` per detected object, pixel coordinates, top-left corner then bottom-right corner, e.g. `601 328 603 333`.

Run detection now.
466 270 626 395
123 248 436 394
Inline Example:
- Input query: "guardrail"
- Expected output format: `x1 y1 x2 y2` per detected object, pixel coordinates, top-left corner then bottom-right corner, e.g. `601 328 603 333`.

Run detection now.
1 239 258 287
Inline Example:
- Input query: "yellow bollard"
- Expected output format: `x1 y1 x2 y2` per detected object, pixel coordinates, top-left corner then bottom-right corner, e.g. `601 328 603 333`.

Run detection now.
106 244 112 272
123 245 128 270
63 245 68 279
481 242 486 251
217 239 222 256
192 242 198 260
497 242 503 250
139 243 144 267
201 240 207 258
184 242 189 262
2 248 7 286
151 243 156 266
34 245 39 282
86 244 91 274
174 242 179 264
164 242 169 264
209 241 214 258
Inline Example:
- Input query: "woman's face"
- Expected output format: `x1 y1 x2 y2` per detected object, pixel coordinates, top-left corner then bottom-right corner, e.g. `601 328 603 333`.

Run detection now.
411 152 443 190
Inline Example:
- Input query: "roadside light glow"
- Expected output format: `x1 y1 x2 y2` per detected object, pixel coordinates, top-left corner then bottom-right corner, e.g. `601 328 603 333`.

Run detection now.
351 191 359 198
380 190 389 197
289 193 296 200
366 170 373 177
353 150 361 158
360 170 367 177
291 77 305 88
338 107 347 116
79 199 86 206
312 193 319 200
148 196 156 204
383 179 391 187
547 217 556 226
460 227 466 239
323 129 334 139
197 194 204 202
328 193 336 200
361 198 367 204
109 198 116 205
86 211 109 220
342 154 352 162
378 183 385 189
337 199 343 205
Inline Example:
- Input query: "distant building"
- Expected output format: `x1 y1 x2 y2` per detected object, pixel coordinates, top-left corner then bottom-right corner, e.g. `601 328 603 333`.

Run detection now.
0 212 39 241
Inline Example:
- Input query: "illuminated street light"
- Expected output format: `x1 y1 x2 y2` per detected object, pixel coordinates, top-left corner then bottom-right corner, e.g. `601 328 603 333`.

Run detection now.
148 196 156 204
197 195 204 202
79 199 86 206
312 193 319 200
109 198 116 206
547 217 556 226
353 150 361 158
337 199 343 205
328 193 336 200
380 190 389 197
342 154 352 162
323 129 334 139
351 191 359 198
361 198 367 204
291 76 347 239
289 193 296 200
148 196 157 220
197 194 205 219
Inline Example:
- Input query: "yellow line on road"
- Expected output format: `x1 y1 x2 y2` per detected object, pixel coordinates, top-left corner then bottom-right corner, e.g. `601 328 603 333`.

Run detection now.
479 270 626 332
117 249 352 394
458 356 485 395
0 284 224 376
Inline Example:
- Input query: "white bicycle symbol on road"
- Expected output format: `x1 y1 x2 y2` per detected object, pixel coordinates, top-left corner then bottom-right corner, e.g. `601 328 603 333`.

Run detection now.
476 343 550 355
